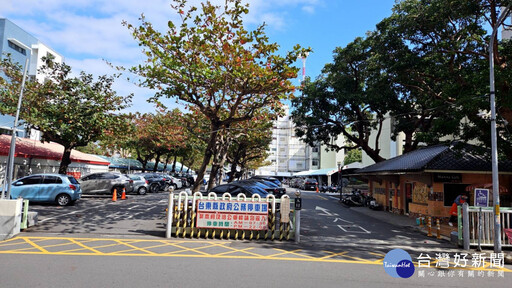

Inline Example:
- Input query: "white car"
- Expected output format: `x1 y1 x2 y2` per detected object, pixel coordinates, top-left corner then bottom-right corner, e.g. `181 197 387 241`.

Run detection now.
170 176 183 189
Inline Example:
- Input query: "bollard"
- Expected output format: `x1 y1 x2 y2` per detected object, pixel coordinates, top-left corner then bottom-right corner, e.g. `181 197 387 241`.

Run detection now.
436 218 441 239
419 215 424 228
427 217 432 237
165 192 174 238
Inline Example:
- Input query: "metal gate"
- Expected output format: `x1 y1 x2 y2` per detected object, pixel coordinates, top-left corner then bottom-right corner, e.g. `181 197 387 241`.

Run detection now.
165 191 298 241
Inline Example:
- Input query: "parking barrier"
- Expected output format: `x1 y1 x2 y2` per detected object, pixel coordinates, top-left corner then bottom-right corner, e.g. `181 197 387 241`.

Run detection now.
427 217 432 237
436 218 441 239
166 192 296 241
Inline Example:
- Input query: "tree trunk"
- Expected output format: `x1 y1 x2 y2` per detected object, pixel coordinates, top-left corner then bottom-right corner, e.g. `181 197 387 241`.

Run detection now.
172 154 177 172
58 145 73 174
207 131 230 191
192 128 219 193
152 152 162 172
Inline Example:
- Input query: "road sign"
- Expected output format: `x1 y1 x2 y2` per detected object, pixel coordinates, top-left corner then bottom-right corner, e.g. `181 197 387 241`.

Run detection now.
474 188 489 207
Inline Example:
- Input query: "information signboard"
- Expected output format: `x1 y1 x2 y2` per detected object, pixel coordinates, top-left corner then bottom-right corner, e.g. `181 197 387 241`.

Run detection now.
196 200 268 230
474 188 489 207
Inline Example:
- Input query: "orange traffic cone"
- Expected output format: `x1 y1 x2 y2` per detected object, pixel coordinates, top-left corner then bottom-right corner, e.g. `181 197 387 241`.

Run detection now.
121 188 127 200
316 185 319 193
112 188 117 202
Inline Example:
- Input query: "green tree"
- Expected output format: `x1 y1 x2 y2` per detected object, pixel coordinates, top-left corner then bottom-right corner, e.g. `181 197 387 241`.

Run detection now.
125 0 309 191
0 56 131 173
344 148 362 166
292 37 395 163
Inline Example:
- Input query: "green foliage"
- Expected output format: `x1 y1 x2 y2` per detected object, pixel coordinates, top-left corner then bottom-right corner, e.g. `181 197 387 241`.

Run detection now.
292 0 512 161
125 0 310 190
344 148 362 165
0 56 131 173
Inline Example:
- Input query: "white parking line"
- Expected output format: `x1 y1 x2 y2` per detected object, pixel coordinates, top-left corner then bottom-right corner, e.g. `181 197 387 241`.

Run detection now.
40 202 112 223
337 224 371 234
127 205 140 210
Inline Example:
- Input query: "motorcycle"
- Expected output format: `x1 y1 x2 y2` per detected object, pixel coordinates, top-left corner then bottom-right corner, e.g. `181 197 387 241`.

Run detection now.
366 195 381 210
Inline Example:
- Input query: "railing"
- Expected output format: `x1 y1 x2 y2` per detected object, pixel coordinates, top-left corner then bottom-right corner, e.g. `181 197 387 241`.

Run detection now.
165 191 297 241
458 205 512 247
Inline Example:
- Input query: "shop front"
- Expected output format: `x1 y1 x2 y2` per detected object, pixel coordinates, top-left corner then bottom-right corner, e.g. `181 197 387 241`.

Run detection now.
356 143 512 222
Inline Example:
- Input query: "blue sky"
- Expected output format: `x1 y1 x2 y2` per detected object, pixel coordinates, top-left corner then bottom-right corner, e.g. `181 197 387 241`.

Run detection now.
1 0 397 113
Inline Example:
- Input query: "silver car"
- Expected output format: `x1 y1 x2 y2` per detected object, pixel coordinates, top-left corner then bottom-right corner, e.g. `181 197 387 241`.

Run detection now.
79 172 134 195
127 174 149 195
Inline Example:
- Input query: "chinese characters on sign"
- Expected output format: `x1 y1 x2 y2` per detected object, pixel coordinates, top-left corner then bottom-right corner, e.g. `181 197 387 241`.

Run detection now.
196 200 269 230
416 252 506 278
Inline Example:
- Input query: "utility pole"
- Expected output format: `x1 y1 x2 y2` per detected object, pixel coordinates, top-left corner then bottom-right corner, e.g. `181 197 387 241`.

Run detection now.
488 5 510 253
2 58 29 200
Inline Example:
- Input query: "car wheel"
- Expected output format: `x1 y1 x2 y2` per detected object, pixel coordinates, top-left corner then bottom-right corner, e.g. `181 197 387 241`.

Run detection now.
138 186 147 195
149 183 159 193
56 194 71 206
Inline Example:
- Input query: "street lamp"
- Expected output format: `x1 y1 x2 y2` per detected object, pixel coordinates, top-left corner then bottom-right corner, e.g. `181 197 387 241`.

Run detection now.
489 5 510 253
1 58 29 200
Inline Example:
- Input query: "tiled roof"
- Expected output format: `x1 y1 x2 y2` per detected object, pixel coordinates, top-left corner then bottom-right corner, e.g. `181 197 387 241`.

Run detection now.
0 134 110 165
355 143 512 175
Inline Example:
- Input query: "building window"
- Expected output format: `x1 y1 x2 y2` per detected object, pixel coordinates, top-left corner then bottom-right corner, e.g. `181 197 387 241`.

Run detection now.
312 146 319 153
8 40 26 55
296 163 303 168
312 159 319 166
279 148 285 153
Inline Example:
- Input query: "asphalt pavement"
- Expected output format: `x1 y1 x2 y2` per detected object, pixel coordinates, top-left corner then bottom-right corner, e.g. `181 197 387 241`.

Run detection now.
0 187 511 287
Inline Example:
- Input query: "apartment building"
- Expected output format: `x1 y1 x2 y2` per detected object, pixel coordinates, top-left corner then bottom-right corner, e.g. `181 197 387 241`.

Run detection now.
255 105 344 178
0 18 63 140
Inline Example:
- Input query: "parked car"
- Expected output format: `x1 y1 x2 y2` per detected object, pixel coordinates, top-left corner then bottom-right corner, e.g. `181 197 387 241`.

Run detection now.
289 178 304 188
134 173 167 193
303 178 318 191
251 176 281 187
10 174 81 206
161 174 183 190
79 172 133 196
246 178 286 197
207 182 269 197
127 174 149 195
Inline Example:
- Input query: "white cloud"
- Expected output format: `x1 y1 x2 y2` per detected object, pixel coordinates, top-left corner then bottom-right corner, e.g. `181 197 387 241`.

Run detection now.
1 0 323 113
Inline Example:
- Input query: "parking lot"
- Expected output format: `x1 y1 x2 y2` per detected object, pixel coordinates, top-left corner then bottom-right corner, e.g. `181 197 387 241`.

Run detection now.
25 191 172 237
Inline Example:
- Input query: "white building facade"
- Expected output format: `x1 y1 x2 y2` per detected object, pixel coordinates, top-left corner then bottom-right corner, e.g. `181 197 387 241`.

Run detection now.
255 105 345 178
0 18 63 141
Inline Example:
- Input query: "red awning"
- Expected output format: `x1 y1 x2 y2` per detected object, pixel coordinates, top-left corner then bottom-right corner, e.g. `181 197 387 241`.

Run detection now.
465 183 508 193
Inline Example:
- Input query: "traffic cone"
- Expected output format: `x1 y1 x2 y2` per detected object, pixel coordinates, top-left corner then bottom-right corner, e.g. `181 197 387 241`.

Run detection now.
112 188 117 202
316 185 319 193
121 188 127 200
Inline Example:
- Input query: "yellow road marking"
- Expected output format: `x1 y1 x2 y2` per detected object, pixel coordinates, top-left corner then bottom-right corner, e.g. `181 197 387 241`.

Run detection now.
0 236 511 272
320 251 348 260
23 237 49 253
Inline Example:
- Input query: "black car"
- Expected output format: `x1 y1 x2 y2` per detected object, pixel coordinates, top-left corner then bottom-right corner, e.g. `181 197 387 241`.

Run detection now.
251 176 281 187
303 178 318 191
207 182 269 198
246 178 286 197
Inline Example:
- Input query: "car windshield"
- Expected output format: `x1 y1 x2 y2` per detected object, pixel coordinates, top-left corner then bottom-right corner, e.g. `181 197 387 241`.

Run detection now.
242 185 268 196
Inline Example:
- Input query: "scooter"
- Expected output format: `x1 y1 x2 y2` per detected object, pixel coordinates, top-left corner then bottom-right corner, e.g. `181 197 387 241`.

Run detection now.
366 196 381 210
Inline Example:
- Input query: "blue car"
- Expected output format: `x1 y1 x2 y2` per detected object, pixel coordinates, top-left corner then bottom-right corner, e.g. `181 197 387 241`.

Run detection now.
11 174 82 206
